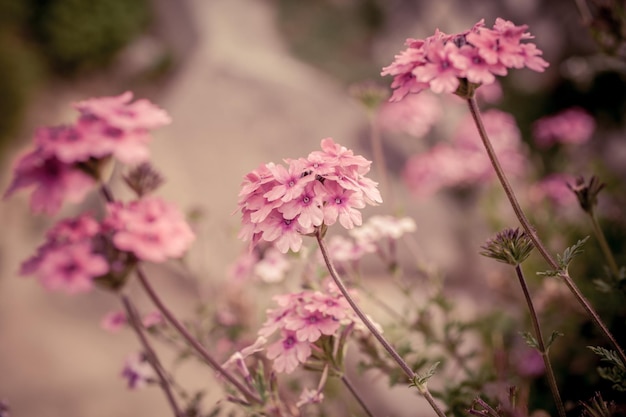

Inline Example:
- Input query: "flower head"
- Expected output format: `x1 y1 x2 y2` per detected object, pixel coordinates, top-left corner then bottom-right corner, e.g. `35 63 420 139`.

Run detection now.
104 197 195 263
121 352 155 389
567 175 605 214
480 228 534 266
238 138 381 253
533 108 595 148
382 18 548 100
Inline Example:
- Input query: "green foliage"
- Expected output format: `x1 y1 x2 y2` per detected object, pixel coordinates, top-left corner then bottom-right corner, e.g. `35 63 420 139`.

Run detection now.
34 0 150 72
587 346 626 391
538 236 590 277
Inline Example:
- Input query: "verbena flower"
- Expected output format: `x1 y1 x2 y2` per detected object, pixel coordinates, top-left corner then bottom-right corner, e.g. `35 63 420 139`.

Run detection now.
121 352 155 390
404 110 526 195
101 310 128 332
567 175 605 214
104 197 195 263
4 92 171 215
382 18 548 101
377 91 441 138
237 138 382 253
528 173 576 208
533 107 595 148
257 288 358 374
20 214 109 293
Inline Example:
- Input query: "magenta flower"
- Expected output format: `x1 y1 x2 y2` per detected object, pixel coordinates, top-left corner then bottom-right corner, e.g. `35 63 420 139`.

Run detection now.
121 352 155 389
101 310 128 332
533 107 595 148
528 173 576 207
3 147 95 216
105 197 195 263
238 138 381 253
382 18 548 100
20 213 108 293
29 242 108 294
73 91 171 131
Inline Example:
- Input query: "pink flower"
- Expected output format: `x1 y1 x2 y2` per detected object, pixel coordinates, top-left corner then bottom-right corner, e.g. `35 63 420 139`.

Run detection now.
3 147 95 216
377 92 441 138
101 311 127 332
414 40 469 94
121 352 155 389
253 247 290 283
238 138 381 253
266 331 312 374
105 197 195 263
21 214 108 294
533 108 595 148
29 242 108 294
259 289 356 373
325 235 376 264
142 311 164 329
73 91 171 131
383 18 548 100
528 173 576 207
296 388 324 407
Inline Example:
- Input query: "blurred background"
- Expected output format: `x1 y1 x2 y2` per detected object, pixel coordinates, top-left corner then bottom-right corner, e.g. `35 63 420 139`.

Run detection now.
0 0 625 416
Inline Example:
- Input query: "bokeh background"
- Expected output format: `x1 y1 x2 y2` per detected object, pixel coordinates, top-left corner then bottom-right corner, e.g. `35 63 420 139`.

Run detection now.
0 0 625 416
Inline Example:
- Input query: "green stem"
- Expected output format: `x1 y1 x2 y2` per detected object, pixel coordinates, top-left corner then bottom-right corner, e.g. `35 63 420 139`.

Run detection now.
120 294 184 417
589 209 620 278
466 97 626 366
316 230 447 417
514 266 565 417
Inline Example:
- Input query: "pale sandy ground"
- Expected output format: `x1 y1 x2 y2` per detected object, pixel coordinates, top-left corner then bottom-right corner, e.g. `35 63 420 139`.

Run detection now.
0 1 485 416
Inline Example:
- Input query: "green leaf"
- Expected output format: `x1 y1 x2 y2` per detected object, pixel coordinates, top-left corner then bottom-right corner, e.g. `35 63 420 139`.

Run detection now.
545 331 564 351
520 332 539 350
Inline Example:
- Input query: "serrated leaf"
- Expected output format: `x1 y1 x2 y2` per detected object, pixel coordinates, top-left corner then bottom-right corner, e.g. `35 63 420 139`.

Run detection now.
537 269 560 277
588 346 625 369
410 361 440 387
546 331 564 350
560 236 590 268
520 331 539 349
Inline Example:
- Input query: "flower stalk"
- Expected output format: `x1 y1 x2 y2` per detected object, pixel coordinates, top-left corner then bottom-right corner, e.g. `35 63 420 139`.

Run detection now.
514 266 566 417
466 96 626 367
120 293 184 417
315 229 447 417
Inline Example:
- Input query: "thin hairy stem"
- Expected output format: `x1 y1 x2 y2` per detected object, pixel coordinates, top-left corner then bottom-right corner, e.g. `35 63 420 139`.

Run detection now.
98 183 262 405
341 375 376 417
514 266 565 417
466 97 626 366
316 230 447 417
135 268 263 405
121 294 184 417
589 210 621 278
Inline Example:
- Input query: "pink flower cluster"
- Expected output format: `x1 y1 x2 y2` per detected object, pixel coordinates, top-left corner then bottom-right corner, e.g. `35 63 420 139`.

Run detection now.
258 287 357 373
404 110 527 196
4 92 171 215
20 196 195 293
377 92 441 138
382 18 549 100
104 197 195 263
20 213 108 294
237 138 382 253
533 107 595 148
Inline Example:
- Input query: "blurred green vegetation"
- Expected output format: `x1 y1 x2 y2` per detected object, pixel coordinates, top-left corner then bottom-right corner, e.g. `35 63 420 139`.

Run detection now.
0 0 151 150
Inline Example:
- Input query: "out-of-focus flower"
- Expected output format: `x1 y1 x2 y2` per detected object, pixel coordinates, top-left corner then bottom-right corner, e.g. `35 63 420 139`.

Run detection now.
104 197 195 263
238 138 382 253
513 347 545 378
142 311 163 329
20 214 108 294
121 352 155 389
296 388 324 407
533 108 595 148
101 310 127 332
404 110 526 196
528 173 576 207
377 92 441 138
3 148 95 216
382 18 548 101
254 247 290 283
